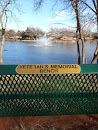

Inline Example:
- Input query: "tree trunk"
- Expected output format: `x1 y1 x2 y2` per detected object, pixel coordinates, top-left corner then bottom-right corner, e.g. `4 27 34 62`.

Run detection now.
0 32 5 65
76 29 81 64
91 7 98 64
76 3 87 64
81 36 87 64
91 42 98 64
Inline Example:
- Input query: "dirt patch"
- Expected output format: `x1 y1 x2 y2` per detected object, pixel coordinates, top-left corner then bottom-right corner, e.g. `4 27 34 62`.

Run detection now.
0 114 98 130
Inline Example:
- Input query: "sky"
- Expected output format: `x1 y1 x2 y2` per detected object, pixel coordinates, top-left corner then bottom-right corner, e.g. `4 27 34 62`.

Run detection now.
5 0 96 32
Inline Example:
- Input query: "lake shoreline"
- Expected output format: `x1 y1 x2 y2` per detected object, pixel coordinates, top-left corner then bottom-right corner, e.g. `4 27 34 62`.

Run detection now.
0 39 97 43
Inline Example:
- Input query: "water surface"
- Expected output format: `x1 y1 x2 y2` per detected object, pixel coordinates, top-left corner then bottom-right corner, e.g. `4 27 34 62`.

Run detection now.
1 41 97 64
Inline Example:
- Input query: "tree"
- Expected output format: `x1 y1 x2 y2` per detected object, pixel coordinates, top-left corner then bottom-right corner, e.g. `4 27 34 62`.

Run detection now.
34 0 87 64
0 0 16 64
70 0 87 64
81 0 98 64
21 27 44 40
5 29 16 38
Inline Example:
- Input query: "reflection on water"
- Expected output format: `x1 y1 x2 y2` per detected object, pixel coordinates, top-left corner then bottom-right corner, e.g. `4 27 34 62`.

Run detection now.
0 41 97 64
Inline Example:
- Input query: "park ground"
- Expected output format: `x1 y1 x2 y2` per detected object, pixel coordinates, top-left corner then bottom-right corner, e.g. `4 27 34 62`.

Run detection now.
0 114 98 130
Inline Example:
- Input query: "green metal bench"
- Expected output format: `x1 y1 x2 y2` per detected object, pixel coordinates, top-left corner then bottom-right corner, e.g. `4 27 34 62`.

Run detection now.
0 65 98 117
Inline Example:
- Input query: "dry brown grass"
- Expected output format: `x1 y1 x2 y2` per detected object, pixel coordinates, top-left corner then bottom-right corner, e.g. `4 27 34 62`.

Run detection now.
0 115 98 130
10 120 98 130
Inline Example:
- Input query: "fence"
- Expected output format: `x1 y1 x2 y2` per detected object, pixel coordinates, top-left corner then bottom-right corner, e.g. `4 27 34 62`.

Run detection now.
0 65 98 117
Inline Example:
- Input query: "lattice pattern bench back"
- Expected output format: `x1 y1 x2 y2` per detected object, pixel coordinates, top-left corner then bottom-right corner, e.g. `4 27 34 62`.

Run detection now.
0 73 98 117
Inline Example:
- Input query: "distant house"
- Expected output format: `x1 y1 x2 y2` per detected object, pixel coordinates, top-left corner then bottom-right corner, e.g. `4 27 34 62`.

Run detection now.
9 36 22 39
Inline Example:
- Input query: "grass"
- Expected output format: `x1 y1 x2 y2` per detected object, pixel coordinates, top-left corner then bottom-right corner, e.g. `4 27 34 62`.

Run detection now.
11 120 98 130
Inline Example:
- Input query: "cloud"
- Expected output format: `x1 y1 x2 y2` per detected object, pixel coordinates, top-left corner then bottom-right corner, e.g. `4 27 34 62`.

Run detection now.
82 9 94 15
6 22 27 31
48 11 67 22
55 11 66 18
37 25 49 32
30 23 50 32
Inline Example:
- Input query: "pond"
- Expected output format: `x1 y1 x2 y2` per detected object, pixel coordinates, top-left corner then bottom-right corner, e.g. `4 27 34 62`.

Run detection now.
1 41 97 64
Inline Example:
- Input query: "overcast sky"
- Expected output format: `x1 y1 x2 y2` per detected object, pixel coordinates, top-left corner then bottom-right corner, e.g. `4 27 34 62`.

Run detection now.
6 0 96 32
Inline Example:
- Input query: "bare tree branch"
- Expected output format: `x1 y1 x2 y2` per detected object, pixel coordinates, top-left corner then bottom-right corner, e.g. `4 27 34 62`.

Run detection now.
92 0 97 11
34 0 44 11
5 10 7 28
70 0 76 10
0 0 11 22
50 22 76 28
81 0 96 14
0 1 3 8
51 0 59 10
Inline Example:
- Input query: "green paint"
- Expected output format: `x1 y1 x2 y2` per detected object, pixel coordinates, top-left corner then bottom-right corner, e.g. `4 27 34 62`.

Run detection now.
0 64 98 75
0 65 98 117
